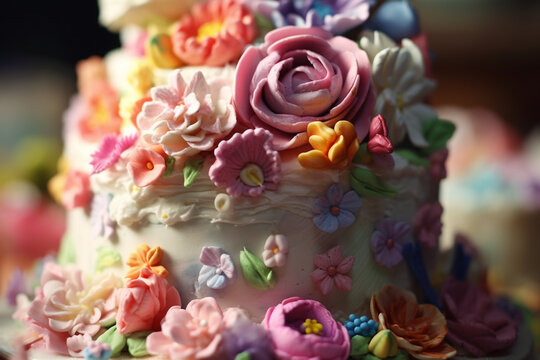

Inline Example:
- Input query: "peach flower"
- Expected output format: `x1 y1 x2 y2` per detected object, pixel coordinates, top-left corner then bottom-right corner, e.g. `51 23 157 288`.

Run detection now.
370 285 456 360
126 147 166 187
126 244 169 280
62 169 91 210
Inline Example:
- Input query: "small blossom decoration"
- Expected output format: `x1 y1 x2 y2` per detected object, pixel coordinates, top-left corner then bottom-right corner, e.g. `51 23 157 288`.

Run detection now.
313 183 362 233
125 244 169 280
262 234 289 268
90 194 115 239
414 202 443 248
62 169 92 210
371 218 410 267
126 147 166 187
429 148 449 181
83 340 112 360
90 133 138 174
354 114 395 174
209 128 281 198
198 246 236 289
311 245 355 295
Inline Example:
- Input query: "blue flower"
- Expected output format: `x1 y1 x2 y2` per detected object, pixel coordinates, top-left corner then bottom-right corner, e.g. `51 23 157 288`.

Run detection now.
313 184 362 233
198 246 236 289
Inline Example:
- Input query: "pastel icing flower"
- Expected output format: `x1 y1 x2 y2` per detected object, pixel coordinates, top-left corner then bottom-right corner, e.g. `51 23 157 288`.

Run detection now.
370 218 410 268
137 70 236 158
198 246 236 290
354 114 395 175
76 57 108 99
126 147 166 187
125 244 169 280
359 30 398 63
298 120 360 170
83 340 112 360
370 285 457 360
311 245 354 295
209 128 281 198
371 39 437 147
171 0 257 66
262 234 289 268
66 333 93 357
234 26 375 150
90 133 138 174
313 183 362 233
7 268 27 307
248 0 373 35
116 267 181 335
440 279 518 357
413 202 443 248
146 297 248 360
90 194 115 239
147 33 183 69
429 148 449 181
62 169 92 210
222 317 274 360
262 297 350 360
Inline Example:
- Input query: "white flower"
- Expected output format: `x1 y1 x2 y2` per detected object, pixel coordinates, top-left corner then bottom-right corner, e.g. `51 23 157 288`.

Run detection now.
262 234 289 268
359 30 397 63
372 39 437 147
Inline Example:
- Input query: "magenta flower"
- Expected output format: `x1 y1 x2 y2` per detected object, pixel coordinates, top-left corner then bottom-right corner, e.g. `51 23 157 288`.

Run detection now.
209 128 281 197
370 218 410 267
414 202 443 248
90 133 138 174
362 114 395 173
311 245 354 295
313 183 362 233
127 147 166 187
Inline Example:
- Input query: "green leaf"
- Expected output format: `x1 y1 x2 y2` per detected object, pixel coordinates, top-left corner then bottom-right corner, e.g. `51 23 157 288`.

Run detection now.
395 149 430 167
162 156 176 178
349 335 371 359
126 336 149 357
183 156 204 188
234 351 251 360
240 247 275 290
352 143 370 164
97 325 127 357
95 246 122 273
254 13 275 34
421 118 455 154
349 167 397 198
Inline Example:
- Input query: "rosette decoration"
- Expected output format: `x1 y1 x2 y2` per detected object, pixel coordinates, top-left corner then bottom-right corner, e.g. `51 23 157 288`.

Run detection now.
234 26 375 150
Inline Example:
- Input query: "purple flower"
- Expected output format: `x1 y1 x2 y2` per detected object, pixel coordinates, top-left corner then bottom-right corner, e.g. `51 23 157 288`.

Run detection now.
90 133 138 174
248 0 374 35
371 218 410 267
209 128 281 198
198 247 236 290
90 194 115 239
6 268 27 307
313 184 362 233
222 318 274 360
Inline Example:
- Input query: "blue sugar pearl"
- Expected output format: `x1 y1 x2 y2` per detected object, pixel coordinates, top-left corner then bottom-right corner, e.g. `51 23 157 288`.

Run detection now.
349 314 356 321
360 323 368 331
348 330 355 337
353 318 361 326
354 326 361 334
345 321 354 330
359 315 368 322
367 319 376 327
369 328 376 336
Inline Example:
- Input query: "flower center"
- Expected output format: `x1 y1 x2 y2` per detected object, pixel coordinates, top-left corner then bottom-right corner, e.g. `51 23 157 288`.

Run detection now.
386 238 394 249
89 100 109 128
273 246 280 254
240 163 264 187
330 206 340 216
396 94 405 110
200 319 208 327
215 267 223 275
303 318 323 335
197 21 223 42
146 161 154 170
327 266 337 276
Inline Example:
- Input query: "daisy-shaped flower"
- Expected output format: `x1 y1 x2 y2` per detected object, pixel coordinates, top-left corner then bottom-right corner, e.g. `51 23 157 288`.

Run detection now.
209 128 281 197
372 39 436 147
198 246 236 289
125 244 168 280
313 183 362 233
126 147 166 187
359 30 397 63
414 202 443 248
311 245 354 295
262 234 289 268
90 133 138 174
371 218 410 267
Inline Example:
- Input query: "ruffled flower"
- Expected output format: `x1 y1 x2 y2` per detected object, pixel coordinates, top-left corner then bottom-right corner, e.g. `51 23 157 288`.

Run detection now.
298 120 360 170
209 128 281 197
116 267 181 335
263 297 350 359
198 247 236 290
414 202 443 248
262 234 289 268
370 218 410 267
313 183 362 233
311 245 354 295
126 147 166 187
62 169 92 210
371 285 457 360
371 39 436 147
137 70 236 157
234 26 375 150
248 0 373 35
90 133 138 174
429 148 449 181
125 244 169 280
90 194 115 239
222 317 274 360
171 0 257 66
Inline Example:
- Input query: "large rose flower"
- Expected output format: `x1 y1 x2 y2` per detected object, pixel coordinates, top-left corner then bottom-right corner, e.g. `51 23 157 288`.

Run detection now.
234 26 375 150
440 279 518 357
262 297 350 359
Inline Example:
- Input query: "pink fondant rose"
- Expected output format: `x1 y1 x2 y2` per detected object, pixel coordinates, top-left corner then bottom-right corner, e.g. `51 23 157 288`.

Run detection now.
263 297 350 360
116 267 181 335
234 26 375 150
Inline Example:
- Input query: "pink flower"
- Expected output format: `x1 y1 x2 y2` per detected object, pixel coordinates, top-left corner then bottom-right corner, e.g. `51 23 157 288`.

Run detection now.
127 147 166 187
262 234 289 268
429 148 449 181
367 114 393 155
234 26 375 150
209 128 281 197
371 218 410 267
90 133 139 174
171 0 257 66
137 70 236 158
146 297 247 360
66 334 92 357
311 245 354 295
116 267 181 335
62 169 91 210
414 202 443 248
262 297 350 360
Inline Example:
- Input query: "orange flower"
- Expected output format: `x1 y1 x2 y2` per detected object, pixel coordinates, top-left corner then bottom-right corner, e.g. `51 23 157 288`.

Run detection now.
370 285 456 360
298 121 360 170
126 244 169 280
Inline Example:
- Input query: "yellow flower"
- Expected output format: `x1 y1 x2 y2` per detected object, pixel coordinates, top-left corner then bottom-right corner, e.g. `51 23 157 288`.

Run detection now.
298 121 360 170
125 244 169 279
48 156 70 204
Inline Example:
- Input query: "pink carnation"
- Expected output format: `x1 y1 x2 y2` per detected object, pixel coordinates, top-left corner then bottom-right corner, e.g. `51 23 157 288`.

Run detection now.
414 202 443 248
90 133 139 174
62 169 92 210
127 147 166 187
